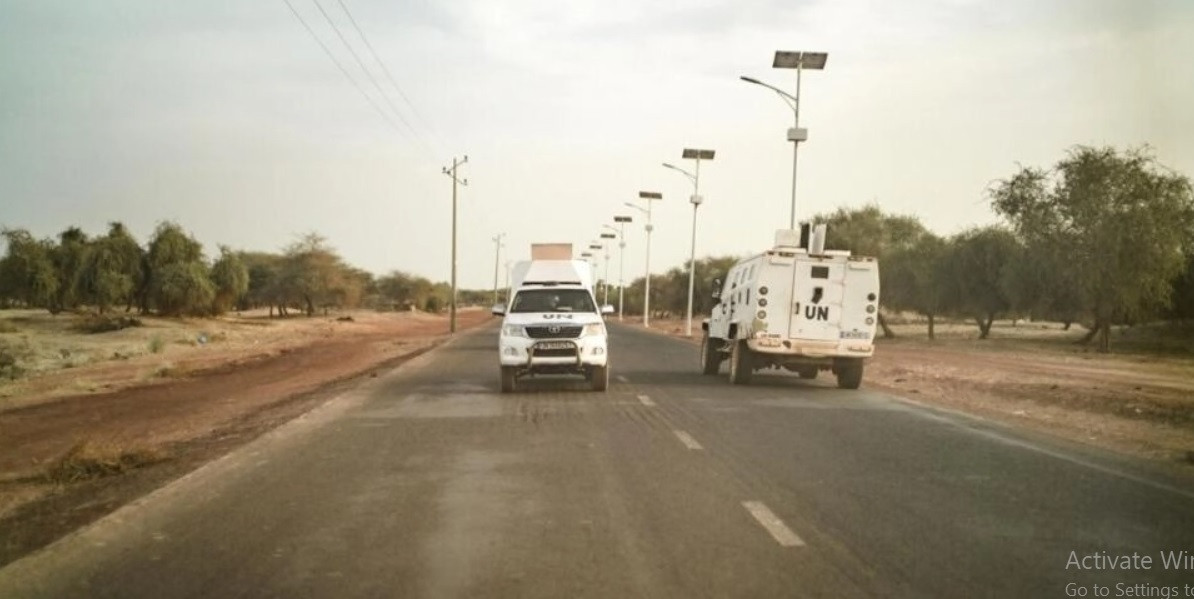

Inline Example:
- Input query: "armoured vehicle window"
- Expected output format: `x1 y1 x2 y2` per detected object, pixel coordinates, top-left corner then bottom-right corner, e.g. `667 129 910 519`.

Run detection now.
510 289 597 313
811 266 829 279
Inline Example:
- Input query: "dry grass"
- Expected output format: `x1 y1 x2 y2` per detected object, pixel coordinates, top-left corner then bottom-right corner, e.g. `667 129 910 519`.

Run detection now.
41 440 168 484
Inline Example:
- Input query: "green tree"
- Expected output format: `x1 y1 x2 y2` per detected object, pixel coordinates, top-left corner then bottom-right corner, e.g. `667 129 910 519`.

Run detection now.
146 222 213 316
0 229 59 308
210 246 250 314
1169 254 1194 322
939 227 1022 339
280 233 356 316
153 262 215 316
990 146 1194 351
50 227 90 313
883 233 949 339
77 223 144 314
237 251 287 315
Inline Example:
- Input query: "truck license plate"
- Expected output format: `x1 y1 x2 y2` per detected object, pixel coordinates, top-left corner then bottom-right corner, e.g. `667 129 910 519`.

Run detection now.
537 341 573 350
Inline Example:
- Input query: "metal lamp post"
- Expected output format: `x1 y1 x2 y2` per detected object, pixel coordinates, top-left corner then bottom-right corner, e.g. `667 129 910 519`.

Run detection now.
599 232 616 307
491 232 505 306
588 243 605 298
608 218 632 321
741 50 827 229
626 191 662 327
664 148 714 338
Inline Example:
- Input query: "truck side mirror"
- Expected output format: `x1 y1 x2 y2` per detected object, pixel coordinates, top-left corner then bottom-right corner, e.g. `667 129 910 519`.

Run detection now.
711 279 722 303
600 304 615 315
491 303 506 316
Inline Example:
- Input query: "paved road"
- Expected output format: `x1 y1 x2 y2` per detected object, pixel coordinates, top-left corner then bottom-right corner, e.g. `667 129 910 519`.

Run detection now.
2 323 1193 598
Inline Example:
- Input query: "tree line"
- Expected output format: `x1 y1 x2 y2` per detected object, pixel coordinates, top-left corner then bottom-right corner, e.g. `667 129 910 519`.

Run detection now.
0 222 492 318
609 146 1194 352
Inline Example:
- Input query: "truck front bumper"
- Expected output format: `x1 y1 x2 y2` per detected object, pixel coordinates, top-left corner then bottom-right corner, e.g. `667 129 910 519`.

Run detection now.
499 336 609 370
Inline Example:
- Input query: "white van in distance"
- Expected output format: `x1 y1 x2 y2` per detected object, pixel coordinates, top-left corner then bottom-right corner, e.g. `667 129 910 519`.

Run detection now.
702 227 880 388
492 244 614 393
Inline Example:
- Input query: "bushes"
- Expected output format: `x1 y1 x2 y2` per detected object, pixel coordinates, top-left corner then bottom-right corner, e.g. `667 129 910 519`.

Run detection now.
74 315 143 334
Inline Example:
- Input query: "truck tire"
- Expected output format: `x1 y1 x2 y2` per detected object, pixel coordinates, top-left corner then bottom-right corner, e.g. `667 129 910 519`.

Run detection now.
835 359 864 389
500 366 517 393
590 364 609 392
729 340 753 385
701 332 721 375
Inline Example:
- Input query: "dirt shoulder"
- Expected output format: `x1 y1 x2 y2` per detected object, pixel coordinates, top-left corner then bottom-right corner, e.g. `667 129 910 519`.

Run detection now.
637 318 1194 468
0 308 492 566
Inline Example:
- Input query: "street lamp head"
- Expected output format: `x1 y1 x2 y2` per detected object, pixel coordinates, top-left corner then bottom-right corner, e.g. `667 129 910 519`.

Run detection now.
638 191 662 200
614 216 633 223
589 244 602 250
740 75 763 85
600 232 616 239
682 148 715 160
773 50 828 70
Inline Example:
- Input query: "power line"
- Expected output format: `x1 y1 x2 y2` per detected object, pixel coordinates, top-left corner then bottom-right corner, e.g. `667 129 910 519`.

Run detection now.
333 0 443 153
309 0 435 156
282 0 410 139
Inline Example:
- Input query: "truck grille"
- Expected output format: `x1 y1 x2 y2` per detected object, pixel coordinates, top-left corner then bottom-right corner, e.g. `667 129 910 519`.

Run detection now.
532 347 578 358
525 325 583 339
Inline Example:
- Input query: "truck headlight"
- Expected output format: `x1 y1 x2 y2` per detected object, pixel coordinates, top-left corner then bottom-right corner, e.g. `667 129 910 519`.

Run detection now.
583 323 606 337
502 324 526 337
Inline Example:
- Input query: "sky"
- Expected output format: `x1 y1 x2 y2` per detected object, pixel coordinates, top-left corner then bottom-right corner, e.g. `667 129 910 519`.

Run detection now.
2 0 1192 289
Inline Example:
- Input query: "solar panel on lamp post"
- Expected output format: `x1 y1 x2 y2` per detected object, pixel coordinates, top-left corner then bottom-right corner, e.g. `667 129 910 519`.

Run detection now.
665 148 715 338
741 50 827 230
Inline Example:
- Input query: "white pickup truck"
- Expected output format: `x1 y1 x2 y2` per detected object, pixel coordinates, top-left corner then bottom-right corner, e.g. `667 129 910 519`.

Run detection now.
492 244 614 393
702 227 880 389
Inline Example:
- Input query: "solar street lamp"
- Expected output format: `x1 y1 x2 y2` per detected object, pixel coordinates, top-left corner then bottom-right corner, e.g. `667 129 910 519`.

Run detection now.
741 50 827 229
628 191 662 327
610 217 633 320
664 148 714 338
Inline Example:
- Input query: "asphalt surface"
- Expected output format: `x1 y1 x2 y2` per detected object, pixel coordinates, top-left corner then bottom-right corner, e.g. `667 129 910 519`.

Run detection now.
2 322 1193 598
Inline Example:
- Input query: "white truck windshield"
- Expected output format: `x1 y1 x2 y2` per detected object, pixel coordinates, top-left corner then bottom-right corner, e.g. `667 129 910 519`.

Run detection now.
510 289 596 313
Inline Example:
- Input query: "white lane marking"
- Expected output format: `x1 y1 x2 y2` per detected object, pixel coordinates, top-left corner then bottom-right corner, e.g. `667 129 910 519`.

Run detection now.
742 501 805 547
637 394 656 407
616 375 630 383
672 430 703 450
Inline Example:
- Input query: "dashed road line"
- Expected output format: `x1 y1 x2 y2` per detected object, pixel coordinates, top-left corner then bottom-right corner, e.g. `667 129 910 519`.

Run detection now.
672 430 703 450
637 394 656 407
742 501 805 547
616 375 630 383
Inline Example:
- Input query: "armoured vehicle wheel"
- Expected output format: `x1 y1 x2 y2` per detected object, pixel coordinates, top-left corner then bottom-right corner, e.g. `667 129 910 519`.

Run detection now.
701 333 721 375
729 340 753 385
797 367 818 380
835 359 864 389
